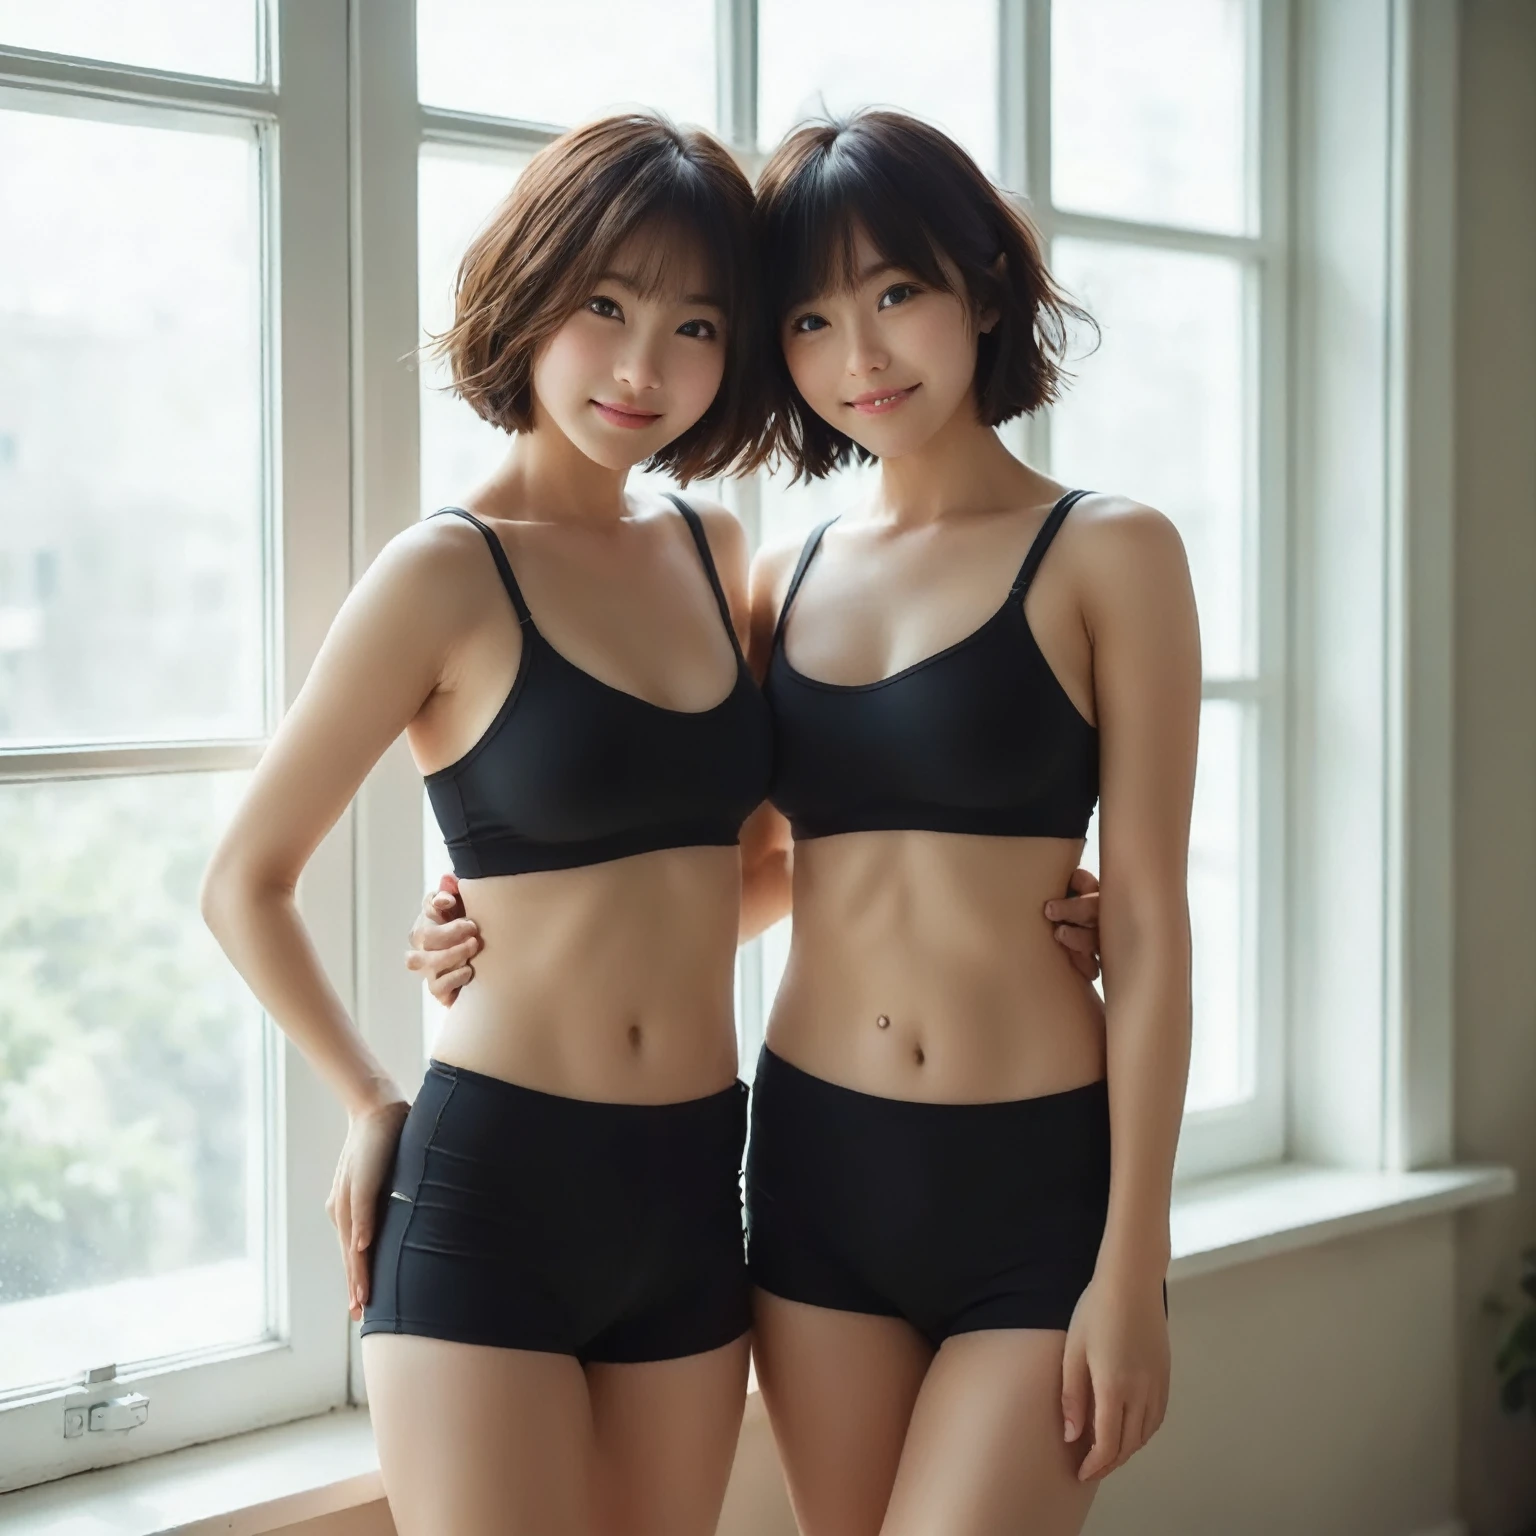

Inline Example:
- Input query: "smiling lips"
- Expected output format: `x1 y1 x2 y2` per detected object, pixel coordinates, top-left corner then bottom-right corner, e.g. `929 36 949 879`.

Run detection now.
592 399 663 429
847 383 920 415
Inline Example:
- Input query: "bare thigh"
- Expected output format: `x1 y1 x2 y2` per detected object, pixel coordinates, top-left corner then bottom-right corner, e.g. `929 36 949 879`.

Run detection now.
751 1290 933 1536
882 1329 1096 1536
585 1333 751 1536
363 1333 594 1536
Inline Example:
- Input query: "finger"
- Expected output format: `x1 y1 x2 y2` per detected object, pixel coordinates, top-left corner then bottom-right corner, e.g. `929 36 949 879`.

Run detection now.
1065 947 1102 984
1115 1393 1149 1469
1045 894 1100 928
422 921 480 953
1079 1392 1125 1482
1067 866 1100 896
1060 1342 1092 1445
1054 922 1099 957
429 966 474 1005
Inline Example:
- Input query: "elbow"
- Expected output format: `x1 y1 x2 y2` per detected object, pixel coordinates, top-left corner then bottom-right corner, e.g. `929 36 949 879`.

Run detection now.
200 841 292 946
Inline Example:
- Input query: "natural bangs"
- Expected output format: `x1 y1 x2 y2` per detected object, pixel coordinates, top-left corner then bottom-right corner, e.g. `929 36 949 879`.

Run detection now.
760 130 965 323
437 111 766 482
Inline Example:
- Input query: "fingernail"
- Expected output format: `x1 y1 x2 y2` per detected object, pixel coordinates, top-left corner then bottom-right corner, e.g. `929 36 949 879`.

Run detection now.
1045 903 1060 919
1064 1421 1078 1442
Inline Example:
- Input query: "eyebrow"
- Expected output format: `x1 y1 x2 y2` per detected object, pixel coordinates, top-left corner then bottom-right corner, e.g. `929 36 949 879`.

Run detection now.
595 270 725 308
857 259 904 283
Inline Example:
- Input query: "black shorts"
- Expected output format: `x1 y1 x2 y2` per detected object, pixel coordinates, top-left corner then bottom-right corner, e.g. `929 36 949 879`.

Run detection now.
746 1046 1119 1344
362 1060 751 1364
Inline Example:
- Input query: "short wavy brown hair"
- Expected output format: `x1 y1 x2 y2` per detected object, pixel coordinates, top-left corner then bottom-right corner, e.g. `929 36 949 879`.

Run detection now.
752 110 1095 480
433 112 764 483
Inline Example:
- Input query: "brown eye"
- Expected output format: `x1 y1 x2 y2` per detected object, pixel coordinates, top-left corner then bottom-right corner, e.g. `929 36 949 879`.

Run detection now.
587 295 623 320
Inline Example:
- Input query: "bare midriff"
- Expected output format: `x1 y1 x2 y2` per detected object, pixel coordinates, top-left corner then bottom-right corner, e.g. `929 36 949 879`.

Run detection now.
766 831 1106 1103
431 843 741 1105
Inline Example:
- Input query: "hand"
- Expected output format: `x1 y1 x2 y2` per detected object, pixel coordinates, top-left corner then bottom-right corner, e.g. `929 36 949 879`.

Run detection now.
1045 867 1101 983
405 873 481 1007
1060 1270 1170 1481
326 1097 410 1321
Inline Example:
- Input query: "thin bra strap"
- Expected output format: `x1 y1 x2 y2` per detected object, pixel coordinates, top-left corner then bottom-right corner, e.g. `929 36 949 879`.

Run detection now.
663 493 743 659
1011 490 1092 598
771 518 838 650
433 507 532 625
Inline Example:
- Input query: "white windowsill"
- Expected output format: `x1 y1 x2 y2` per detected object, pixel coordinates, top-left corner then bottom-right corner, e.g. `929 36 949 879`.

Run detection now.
0 1160 1514 1536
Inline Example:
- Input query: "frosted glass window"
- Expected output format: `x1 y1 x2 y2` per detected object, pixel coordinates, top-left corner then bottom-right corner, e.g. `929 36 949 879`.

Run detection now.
758 0 998 177
1051 0 1250 235
1049 237 1250 678
417 0 716 130
0 0 260 80
0 773 268 1394
0 111 264 747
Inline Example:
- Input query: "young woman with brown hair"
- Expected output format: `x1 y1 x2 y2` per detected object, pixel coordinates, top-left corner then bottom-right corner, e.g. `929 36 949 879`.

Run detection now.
202 112 774 1536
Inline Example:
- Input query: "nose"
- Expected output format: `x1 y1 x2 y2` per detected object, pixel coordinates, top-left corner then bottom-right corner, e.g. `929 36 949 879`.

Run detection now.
613 334 665 394
844 315 890 381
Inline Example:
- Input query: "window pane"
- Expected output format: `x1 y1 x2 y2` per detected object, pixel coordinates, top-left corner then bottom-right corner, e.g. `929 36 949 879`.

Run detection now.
0 111 264 747
419 147 529 517
1048 238 1249 677
758 0 998 176
0 772 268 1394
1051 0 1250 235
417 0 716 130
0 0 259 80
1185 700 1250 1110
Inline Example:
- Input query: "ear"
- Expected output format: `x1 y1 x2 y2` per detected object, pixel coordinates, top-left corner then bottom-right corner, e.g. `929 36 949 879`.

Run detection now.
977 250 1007 334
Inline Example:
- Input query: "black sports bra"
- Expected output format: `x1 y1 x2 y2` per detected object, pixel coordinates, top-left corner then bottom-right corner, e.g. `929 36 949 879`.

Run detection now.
425 496 773 878
764 489 1098 842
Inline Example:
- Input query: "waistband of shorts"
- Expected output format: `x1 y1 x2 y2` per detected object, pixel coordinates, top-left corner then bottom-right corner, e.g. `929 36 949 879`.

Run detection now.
426 1057 749 1122
753 1044 1107 1120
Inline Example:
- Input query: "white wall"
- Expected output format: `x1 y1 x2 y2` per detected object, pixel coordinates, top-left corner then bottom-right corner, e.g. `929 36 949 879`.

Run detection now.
1454 4 1536 1534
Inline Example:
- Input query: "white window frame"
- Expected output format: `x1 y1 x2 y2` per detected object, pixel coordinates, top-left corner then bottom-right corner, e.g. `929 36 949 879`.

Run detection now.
1002 0 1293 1180
0 0 353 1490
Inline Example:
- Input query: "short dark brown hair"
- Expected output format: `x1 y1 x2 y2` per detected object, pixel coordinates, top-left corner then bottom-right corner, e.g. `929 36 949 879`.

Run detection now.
434 112 764 483
752 110 1095 480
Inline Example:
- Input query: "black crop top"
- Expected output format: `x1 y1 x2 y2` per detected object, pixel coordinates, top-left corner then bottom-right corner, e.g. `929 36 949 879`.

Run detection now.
764 489 1098 842
425 497 773 878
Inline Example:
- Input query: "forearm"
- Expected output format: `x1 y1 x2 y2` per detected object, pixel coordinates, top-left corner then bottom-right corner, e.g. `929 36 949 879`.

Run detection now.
739 849 792 944
1096 917 1192 1283
202 862 403 1118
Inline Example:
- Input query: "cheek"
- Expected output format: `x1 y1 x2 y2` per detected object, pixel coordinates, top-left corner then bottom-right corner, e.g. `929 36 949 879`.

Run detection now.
669 340 727 416
784 340 838 411
532 320 609 404
901 305 977 389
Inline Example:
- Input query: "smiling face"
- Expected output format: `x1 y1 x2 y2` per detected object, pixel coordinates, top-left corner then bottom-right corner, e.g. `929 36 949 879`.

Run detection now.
529 225 729 473
781 225 993 465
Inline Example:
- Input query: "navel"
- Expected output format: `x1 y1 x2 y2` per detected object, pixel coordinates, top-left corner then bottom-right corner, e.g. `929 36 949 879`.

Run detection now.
627 1022 643 1053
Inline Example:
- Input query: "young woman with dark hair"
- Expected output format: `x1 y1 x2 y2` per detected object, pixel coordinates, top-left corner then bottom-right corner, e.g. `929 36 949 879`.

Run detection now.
201 112 775 1536
737 111 1198 1535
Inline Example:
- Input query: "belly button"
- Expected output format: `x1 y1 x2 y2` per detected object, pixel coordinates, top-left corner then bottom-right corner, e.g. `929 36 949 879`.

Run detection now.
913 1045 926 1066
876 1014 890 1030
627 1023 643 1052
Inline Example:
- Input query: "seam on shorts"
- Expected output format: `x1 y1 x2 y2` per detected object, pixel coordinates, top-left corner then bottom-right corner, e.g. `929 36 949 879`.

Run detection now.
390 1074 458 1334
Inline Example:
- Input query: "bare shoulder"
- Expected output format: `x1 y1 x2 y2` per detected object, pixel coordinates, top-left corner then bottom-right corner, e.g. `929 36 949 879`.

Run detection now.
1064 493 1189 585
355 511 507 628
